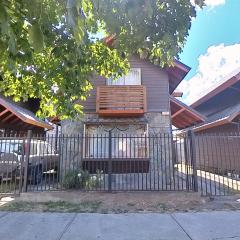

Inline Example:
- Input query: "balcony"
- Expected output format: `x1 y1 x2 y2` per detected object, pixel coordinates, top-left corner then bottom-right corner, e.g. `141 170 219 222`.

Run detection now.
96 86 147 117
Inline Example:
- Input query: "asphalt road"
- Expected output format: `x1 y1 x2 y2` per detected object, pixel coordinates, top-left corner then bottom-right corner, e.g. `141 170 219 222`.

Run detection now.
0 211 239 240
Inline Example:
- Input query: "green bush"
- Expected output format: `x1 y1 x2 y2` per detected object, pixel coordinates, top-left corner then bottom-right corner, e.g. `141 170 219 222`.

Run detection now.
62 170 79 189
63 169 103 190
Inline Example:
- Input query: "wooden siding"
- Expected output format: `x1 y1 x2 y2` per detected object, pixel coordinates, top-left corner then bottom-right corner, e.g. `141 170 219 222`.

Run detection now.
195 134 240 172
196 123 239 134
83 75 106 112
193 125 240 173
82 56 170 113
175 132 240 174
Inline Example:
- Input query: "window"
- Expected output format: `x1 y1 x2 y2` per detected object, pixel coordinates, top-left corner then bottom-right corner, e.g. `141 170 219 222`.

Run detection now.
107 68 141 85
84 125 148 159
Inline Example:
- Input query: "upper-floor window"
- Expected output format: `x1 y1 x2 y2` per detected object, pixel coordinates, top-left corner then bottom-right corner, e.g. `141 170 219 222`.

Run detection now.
107 68 141 85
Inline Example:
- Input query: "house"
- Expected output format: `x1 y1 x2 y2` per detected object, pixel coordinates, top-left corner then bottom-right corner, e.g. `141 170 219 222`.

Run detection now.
59 54 204 185
0 96 53 136
191 68 240 133
180 68 240 174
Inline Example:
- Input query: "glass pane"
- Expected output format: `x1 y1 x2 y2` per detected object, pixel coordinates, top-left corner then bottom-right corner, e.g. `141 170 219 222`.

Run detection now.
107 76 125 85
107 68 141 85
125 68 141 85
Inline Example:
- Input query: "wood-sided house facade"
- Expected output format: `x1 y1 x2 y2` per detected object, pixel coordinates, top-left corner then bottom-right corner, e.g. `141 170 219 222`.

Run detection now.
62 55 203 137
186 69 240 174
60 55 203 174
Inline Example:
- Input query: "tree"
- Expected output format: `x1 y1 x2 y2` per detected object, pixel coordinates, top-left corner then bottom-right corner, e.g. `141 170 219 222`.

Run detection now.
0 0 204 119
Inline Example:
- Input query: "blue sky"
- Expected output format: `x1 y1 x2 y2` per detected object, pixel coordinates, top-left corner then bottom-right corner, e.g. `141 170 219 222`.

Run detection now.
178 0 240 104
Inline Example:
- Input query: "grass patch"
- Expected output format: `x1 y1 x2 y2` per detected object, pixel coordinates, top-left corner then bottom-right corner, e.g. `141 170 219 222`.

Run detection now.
0 200 102 213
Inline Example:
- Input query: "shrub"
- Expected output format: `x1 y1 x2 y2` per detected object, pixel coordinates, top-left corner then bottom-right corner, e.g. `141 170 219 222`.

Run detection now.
63 169 103 190
62 170 79 189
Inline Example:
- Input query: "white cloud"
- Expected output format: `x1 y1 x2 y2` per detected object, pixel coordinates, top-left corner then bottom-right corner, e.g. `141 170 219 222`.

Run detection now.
178 43 240 105
204 0 225 7
191 0 225 8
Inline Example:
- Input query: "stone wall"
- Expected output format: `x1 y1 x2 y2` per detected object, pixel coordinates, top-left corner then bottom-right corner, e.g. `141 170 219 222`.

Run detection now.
61 112 171 135
60 112 174 187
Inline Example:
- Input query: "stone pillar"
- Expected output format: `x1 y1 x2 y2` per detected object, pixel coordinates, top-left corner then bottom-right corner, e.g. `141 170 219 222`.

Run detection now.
145 112 173 187
145 112 171 134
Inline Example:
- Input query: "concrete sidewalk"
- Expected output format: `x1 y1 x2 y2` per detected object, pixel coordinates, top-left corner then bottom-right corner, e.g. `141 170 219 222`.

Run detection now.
0 211 239 240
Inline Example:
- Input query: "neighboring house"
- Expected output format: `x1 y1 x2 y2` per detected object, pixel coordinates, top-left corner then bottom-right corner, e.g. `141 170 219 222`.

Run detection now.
190 68 240 134
180 69 240 174
0 96 53 136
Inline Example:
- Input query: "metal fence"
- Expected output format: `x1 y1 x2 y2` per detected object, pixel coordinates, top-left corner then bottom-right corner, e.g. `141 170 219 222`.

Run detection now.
0 130 239 196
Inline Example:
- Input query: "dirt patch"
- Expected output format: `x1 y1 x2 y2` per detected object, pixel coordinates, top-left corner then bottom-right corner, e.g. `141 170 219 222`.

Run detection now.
1 192 240 213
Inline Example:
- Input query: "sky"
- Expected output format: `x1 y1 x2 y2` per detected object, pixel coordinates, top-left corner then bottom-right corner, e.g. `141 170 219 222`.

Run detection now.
178 0 240 104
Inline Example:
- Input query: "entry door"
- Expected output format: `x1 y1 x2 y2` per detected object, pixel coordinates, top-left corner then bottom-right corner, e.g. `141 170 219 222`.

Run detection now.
107 68 141 85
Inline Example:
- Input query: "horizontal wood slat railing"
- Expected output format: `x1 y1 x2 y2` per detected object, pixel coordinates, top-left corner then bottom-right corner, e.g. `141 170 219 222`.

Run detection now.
97 85 147 117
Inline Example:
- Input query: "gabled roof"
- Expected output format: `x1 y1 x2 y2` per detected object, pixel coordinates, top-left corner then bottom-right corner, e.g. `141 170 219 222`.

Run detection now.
104 35 191 93
191 68 240 108
167 60 191 93
0 97 53 130
170 96 205 129
192 102 240 132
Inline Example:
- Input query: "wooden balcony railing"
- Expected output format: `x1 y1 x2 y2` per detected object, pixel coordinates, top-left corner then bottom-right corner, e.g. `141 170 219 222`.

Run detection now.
96 85 147 117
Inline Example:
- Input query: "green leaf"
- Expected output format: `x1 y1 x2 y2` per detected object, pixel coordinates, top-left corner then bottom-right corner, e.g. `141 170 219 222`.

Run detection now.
0 4 7 23
144 0 154 18
0 0 201 119
28 23 45 52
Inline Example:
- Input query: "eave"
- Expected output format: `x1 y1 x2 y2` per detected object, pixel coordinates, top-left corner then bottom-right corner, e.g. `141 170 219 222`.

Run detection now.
170 96 205 129
0 98 53 130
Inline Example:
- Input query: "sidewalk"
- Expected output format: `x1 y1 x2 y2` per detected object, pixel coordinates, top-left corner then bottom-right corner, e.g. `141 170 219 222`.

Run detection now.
0 211 239 240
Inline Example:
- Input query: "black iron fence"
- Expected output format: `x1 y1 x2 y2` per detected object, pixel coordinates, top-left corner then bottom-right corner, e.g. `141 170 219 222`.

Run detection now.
0 130 239 196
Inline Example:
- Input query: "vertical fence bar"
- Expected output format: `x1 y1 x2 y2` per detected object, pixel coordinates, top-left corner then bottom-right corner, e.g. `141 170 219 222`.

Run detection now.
188 130 198 192
23 130 32 192
108 131 112 192
183 135 190 191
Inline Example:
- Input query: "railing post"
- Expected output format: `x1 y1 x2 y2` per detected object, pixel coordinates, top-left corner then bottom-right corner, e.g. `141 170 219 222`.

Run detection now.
188 130 198 192
183 136 190 191
108 131 112 192
22 130 32 192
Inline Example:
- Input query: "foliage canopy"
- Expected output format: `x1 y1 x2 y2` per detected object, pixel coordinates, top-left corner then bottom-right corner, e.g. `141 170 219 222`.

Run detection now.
0 0 204 119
